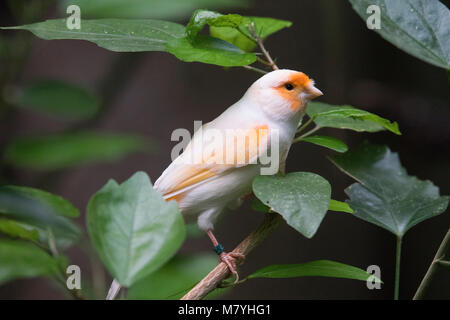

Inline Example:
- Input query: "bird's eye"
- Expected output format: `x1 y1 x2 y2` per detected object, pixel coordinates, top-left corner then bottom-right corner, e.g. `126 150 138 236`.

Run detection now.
285 83 294 91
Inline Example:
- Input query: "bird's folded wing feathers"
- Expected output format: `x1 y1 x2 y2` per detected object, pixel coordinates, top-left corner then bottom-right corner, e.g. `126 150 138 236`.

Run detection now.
154 124 270 198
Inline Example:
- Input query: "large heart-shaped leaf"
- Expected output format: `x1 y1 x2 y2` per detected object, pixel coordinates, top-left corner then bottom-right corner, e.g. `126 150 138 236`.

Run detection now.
0 240 62 285
87 171 185 287
16 80 100 120
330 142 449 236
253 172 331 238
249 260 381 283
349 0 450 69
306 102 400 135
4 131 149 171
0 185 81 249
128 253 225 299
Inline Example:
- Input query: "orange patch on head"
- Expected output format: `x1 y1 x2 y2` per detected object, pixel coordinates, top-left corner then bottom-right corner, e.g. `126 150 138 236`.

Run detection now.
274 72 312 112
288 72 312 88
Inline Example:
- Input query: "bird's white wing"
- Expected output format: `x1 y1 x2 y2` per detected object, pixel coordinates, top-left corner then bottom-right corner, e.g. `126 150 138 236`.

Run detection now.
154 123 270 200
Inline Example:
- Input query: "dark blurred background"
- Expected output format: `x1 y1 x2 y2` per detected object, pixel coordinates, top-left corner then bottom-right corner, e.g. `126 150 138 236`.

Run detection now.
0 0 449 299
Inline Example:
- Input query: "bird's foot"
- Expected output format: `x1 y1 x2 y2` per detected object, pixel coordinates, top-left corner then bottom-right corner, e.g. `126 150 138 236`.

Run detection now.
219 251 245 283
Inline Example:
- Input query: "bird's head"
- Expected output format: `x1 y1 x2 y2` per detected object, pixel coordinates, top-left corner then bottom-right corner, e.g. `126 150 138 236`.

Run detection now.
246 69 323 120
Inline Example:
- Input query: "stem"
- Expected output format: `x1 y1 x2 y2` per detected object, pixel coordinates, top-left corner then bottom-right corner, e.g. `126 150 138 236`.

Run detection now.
181 213 283 300
245 23 279 71
394 235 402 300
47 228 59 256
236 26 258 44
90 247 106 299
243 65 268 75
292 125 322 144
296 116 316 134
256 57 273 67
256 39 278 70
47 228 84 300
414 228 450 299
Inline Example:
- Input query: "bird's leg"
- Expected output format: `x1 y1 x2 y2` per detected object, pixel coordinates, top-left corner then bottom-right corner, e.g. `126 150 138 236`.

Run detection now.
206 230 245 282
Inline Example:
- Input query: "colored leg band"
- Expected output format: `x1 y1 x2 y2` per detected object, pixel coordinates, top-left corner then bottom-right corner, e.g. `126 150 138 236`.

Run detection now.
214 244 225 255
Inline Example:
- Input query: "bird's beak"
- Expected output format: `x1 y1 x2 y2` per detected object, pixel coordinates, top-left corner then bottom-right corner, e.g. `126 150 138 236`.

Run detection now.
305 83 323 100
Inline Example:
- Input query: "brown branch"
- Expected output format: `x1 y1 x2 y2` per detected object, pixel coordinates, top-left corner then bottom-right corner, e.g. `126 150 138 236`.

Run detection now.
241 22 279 75
243 65 268 75
247 22 279 71
181 213 283 300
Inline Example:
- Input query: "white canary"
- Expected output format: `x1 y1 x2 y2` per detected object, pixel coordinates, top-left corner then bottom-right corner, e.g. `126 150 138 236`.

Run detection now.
154 69 323 277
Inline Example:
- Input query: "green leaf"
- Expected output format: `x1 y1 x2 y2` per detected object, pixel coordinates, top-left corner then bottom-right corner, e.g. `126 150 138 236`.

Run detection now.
240 16 292 39
349 0 450 69
0 185 79 218
306 102 401 135
60 0 249 20
4 131 149 171
210 16 292 52
87 171 185 287
3 19 186 52
251 197 272 213
248 260 382 283
186 9 242 41
330 142 449 236
252 197 349 215
166 35 256 66
17 80 100 120
299 135 348 153
0 185 81 249
253 172 331 238
0 218 40 241
210 26 256 52
0 240 61 285
3 18 256 67
128 253 223 299
328 199 354 214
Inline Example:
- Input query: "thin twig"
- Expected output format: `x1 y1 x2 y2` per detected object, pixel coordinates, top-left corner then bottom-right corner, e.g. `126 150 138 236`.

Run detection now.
246 23 279 71
47 228 84 300
256 56 273 67
236 26 258 44
299 125 321 139
394 235 402 300
241 22 279 75
243 65 268 75
292 125 322 144
47 228 59 256
296 116 316 134
414 228 450 299
181 213 283 300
